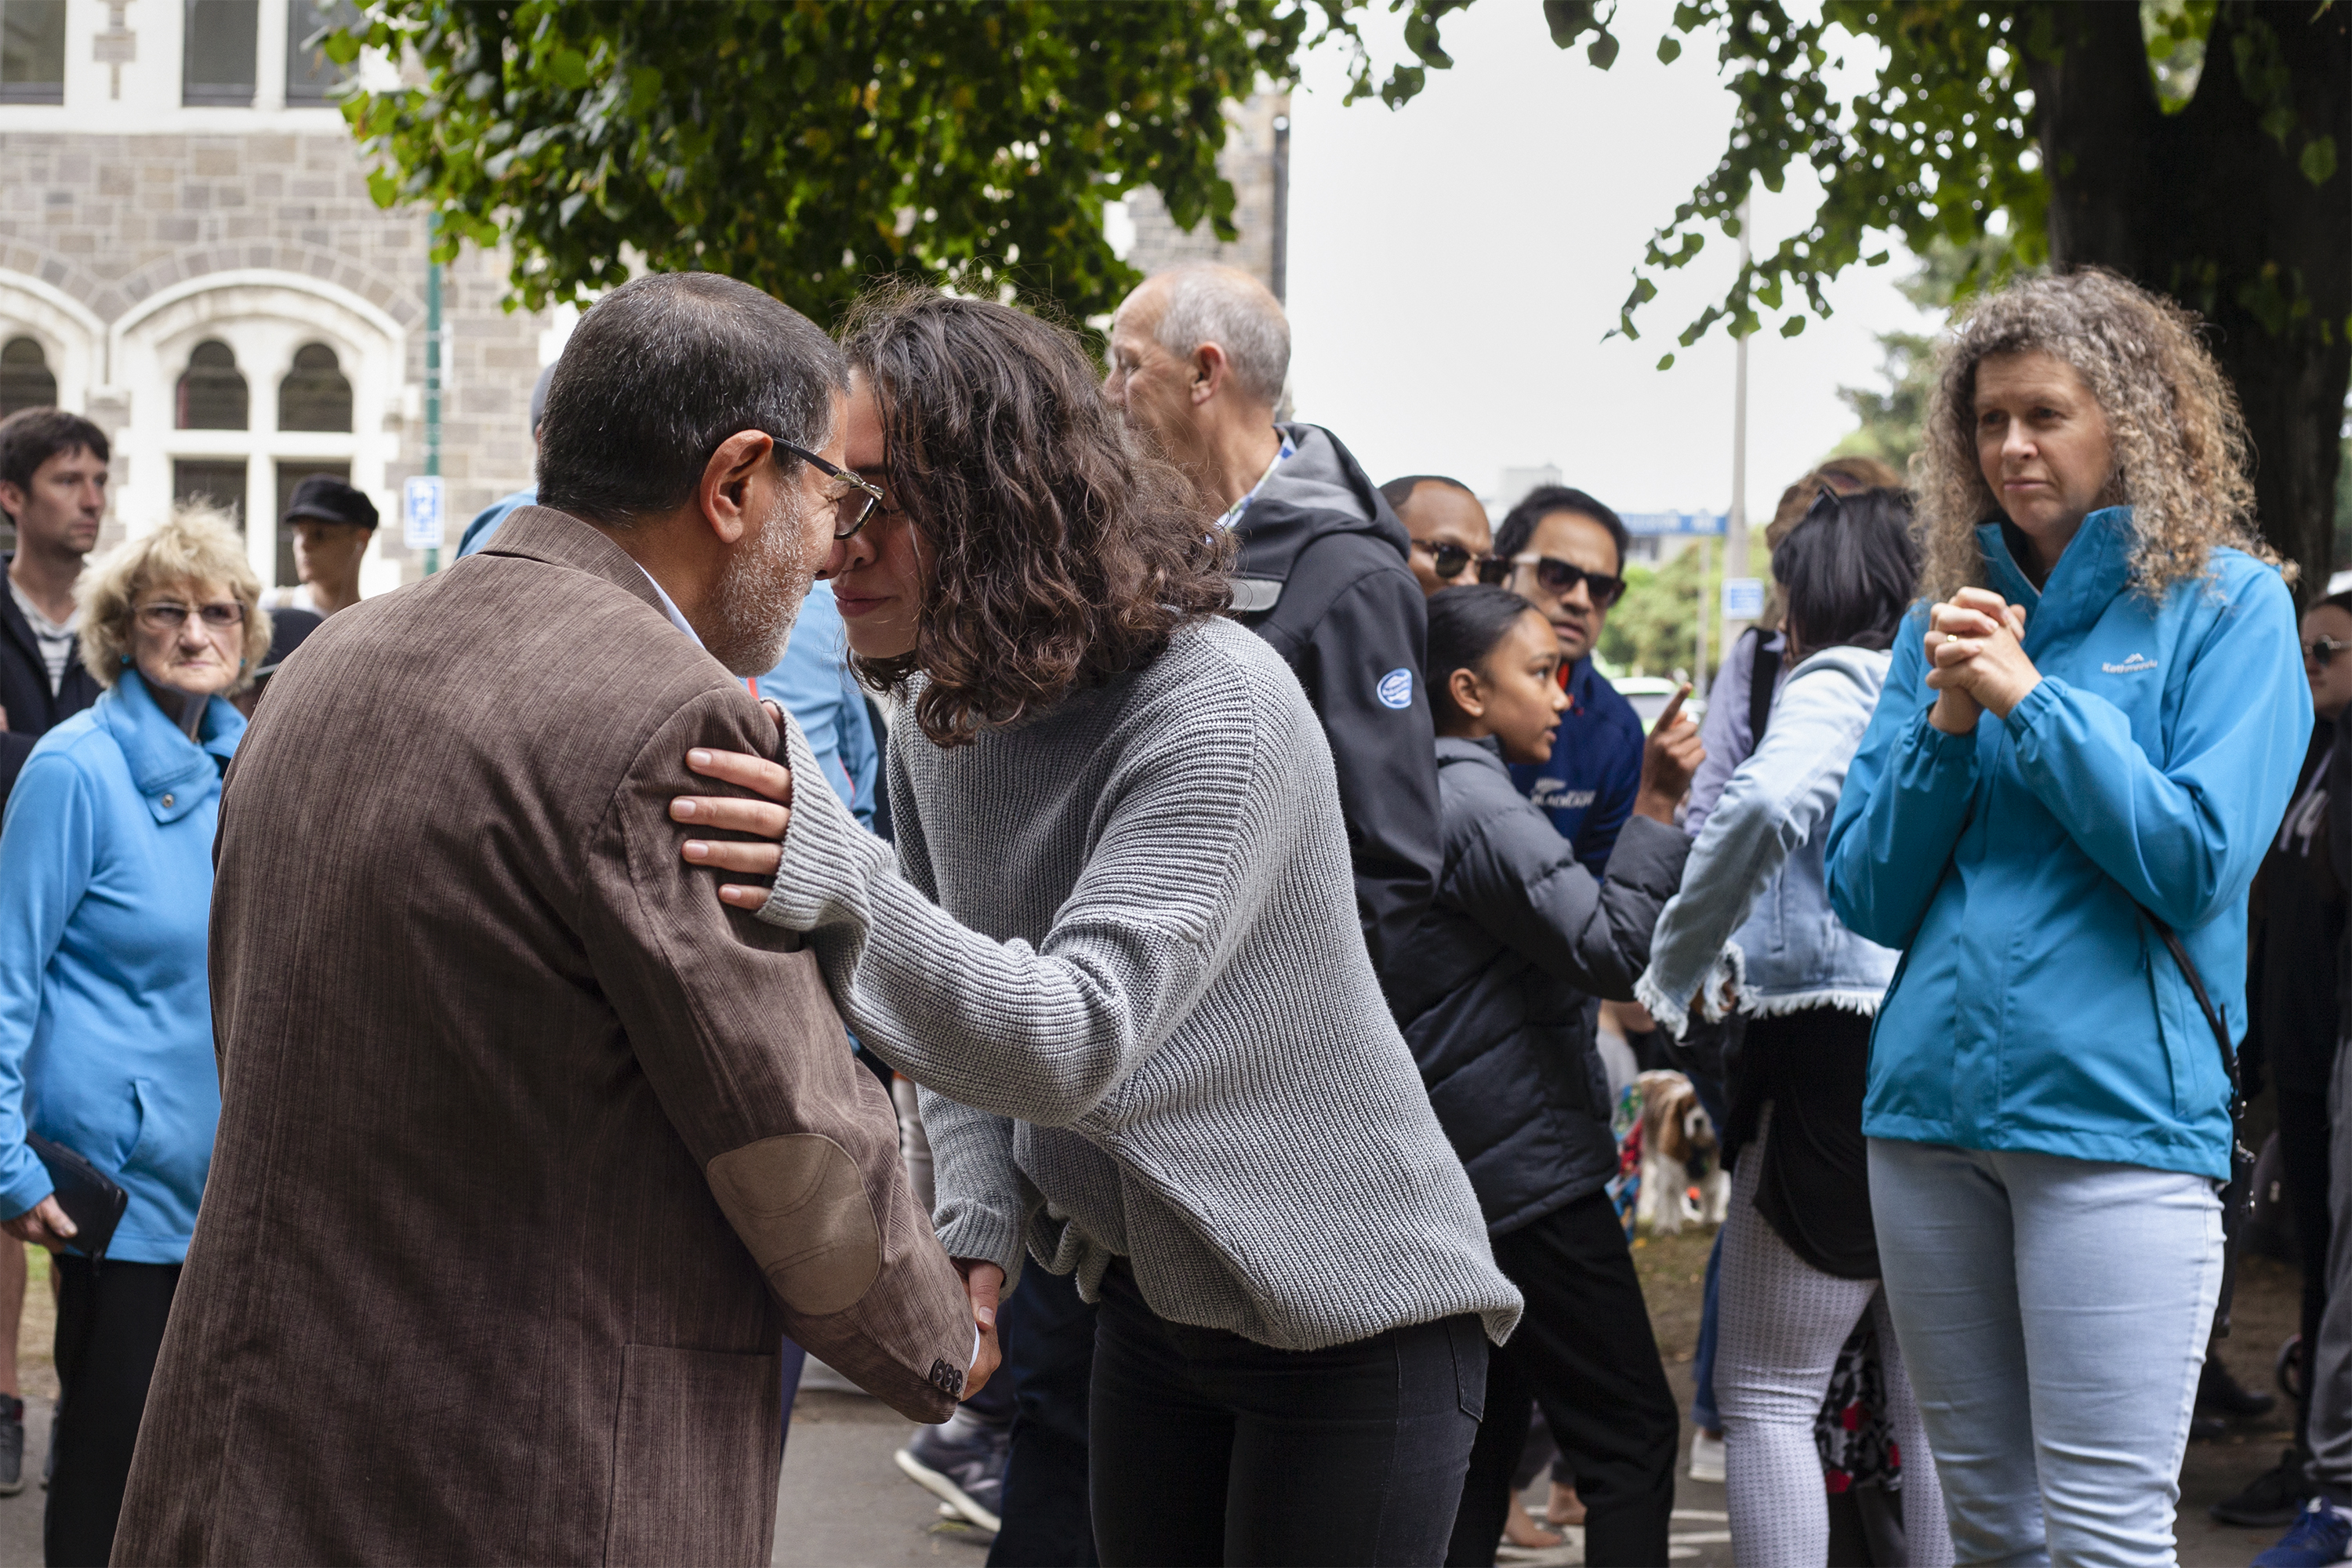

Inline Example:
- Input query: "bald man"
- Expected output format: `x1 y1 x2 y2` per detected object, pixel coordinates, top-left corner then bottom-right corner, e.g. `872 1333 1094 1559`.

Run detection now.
1380 475 1494 597
1105 263 1441 978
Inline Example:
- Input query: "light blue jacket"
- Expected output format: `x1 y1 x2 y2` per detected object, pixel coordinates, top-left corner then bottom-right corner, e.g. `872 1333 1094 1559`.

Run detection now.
0 670 240 1261
748 583 879 828
1639 645 1900 1038
1825 509 2308 1179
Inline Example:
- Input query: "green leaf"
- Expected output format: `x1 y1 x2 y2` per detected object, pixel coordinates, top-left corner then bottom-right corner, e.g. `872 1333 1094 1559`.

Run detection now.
1588 31 1621 70
1779 315 1806 337
1657 36 1681 64
2302 135 2338 187
1657 353 1676 370
546 46 590 90
323 28 361 66
1542 0 1602 50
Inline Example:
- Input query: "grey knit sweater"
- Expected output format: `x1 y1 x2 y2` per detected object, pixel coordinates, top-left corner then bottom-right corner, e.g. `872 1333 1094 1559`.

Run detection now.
757 615 1521 1351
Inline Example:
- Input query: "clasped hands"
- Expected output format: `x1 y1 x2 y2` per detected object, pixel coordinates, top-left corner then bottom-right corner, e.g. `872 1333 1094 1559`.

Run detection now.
1926 586 2040 734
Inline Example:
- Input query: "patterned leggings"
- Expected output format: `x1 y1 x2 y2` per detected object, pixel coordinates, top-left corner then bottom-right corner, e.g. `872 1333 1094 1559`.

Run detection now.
1718 1108 1952 1567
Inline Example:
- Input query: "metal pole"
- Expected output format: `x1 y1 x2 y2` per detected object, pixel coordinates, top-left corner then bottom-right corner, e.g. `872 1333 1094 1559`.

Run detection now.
424 215 442 575
1693 535 1710 703
1269 108 1290 306
1722 194 1752 659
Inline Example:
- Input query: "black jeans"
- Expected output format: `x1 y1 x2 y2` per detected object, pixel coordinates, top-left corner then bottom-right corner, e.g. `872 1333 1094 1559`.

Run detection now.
990 1265 1099 1567
48 1255 180 1568
1446 1192 1678 1568
1090 1262 1485 1566
2282 1083 2333 1448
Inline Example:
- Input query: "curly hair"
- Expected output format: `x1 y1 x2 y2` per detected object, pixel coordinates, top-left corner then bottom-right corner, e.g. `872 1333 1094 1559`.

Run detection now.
1915 268 2268 603
77 503 271 693
840 285 1232 747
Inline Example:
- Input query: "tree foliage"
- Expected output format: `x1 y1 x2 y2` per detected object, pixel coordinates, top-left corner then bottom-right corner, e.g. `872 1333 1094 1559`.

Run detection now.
1597 547 1711 679
328 1 1324 322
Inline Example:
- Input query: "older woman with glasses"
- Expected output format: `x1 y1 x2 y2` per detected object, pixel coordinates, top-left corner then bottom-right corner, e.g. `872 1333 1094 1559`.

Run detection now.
0 506 265 1567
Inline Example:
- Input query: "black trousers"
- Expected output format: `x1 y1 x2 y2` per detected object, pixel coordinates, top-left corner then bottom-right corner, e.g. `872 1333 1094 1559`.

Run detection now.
989 1265 1099 1567
1446 1192 1678 1568
1090 1262 1485 1566
48 1255 180 1568
2282 1083 2334 1448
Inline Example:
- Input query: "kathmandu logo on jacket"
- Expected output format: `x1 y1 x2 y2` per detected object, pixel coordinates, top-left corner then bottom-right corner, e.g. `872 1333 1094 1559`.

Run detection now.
1377 668 1415 710
2101 652 2160 674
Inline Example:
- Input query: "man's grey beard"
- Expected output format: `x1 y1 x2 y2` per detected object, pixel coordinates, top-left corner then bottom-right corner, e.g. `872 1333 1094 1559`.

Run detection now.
706 492 815 677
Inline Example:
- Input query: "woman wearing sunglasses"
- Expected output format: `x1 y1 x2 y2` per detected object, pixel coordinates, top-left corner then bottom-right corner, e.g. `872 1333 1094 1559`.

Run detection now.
669 285 1519 1566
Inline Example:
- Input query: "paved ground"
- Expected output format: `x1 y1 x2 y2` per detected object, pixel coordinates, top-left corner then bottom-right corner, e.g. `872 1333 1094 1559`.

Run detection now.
0 1239 2308 1565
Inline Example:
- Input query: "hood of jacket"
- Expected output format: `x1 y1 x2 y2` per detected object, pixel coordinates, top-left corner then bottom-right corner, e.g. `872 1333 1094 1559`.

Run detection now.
1226 423 1410 613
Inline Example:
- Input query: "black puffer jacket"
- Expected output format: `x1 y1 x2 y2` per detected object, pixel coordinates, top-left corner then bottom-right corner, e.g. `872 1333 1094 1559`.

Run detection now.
1389 736 1690 1235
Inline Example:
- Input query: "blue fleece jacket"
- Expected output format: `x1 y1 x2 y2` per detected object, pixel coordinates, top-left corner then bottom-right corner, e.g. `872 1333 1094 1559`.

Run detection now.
1825 509 2308 1179
0 670 240 1261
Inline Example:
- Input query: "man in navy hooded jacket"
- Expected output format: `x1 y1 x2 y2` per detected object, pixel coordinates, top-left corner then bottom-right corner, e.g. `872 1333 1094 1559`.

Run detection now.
1106 262 1442 976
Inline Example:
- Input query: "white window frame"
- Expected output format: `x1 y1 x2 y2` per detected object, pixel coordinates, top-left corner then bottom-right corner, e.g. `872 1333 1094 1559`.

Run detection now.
112 270 403 592
0 270 103 419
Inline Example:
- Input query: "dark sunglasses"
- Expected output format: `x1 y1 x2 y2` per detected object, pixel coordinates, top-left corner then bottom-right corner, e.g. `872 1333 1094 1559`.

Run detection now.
2308 635 2351 668
1478 553 1627 609
778 440 888 539
1410 538 1490 582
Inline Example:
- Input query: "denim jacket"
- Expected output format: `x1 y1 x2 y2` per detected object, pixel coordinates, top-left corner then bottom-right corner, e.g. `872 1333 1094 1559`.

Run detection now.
1638 645 1898 1039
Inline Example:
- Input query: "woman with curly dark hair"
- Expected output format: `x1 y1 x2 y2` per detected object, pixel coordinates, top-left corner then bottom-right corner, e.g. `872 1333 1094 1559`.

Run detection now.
670 286 1519 1566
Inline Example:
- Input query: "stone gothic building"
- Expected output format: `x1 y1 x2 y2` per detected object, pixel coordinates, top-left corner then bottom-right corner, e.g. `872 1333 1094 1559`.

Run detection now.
0 0 1286 595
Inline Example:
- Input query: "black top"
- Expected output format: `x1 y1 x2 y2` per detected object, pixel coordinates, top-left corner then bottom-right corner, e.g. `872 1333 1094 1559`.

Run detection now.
1725 1007 1879 1279
2249 720 2342 1097
1391 736 1690 1235
1229 423 1442 975
0 553 104 814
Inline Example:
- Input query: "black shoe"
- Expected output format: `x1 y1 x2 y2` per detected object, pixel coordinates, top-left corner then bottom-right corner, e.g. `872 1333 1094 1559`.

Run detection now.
0 1395 21 1497
2204 1357 2281 1419
2217 1448 2318 1528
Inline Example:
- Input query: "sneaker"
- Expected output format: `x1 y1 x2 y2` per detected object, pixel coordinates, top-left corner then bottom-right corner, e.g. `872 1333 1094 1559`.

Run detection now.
1688 1428 1726 1484
895 1406 1007 1534
0 1396 21 1497
2256 1499 2352 1567
2203 1356 2281 1420
2217 1449 2318 1528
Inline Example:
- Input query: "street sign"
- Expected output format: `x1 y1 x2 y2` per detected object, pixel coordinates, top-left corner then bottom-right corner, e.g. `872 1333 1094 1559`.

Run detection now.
1722 576 1766 620
403 475 446 551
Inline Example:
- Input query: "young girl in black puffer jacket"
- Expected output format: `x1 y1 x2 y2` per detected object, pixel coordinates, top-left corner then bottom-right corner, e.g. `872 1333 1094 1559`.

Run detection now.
1388 585 1702 1568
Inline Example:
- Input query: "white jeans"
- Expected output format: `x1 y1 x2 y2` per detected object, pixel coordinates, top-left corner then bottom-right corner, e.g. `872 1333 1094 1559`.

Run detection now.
1867 1138 2222 1567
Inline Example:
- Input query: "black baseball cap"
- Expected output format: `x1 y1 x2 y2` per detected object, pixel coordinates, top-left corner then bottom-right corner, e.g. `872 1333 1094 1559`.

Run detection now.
283 474 379 531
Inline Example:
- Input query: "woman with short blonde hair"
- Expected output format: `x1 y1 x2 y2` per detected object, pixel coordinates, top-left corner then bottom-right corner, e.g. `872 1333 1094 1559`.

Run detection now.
0 505 263 1564
1825 268 2309 1562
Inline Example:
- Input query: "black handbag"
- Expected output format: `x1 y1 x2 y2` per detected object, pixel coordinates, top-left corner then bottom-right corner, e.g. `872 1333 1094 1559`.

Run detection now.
24 1134 128 1266
2140 907 2256 1335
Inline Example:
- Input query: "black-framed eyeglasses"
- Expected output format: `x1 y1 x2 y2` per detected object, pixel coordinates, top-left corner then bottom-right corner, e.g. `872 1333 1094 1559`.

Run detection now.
779 440 888 539
2308 635 2351 668
136 601 245 633
1478 553 1627 609
1410 538 1490 583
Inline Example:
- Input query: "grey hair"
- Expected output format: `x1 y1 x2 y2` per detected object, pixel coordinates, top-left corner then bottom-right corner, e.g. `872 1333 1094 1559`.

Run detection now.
1149 263 1290 406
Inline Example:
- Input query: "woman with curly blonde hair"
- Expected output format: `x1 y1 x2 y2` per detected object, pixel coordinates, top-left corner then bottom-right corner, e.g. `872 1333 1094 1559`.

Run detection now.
1824 269 2310 1562
0 504 263 1566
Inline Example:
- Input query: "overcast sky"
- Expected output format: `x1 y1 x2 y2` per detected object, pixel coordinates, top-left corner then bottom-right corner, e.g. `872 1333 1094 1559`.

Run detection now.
1282 1 1933 521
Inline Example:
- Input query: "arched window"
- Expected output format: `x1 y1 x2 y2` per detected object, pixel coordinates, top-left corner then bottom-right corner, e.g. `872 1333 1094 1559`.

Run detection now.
277 342 352 431
0 338 56 416
176 339 249 429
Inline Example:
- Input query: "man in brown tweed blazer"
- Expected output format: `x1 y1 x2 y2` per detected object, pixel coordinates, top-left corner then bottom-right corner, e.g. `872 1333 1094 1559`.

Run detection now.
112 274 982 1566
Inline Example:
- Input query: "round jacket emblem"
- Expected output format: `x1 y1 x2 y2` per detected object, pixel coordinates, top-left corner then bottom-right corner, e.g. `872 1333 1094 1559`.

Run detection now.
1377 668 1414 710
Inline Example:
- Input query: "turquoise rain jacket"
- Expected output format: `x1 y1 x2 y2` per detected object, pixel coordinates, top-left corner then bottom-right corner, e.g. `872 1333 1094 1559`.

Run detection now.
1825 508 2307 1180
0 670 241 1262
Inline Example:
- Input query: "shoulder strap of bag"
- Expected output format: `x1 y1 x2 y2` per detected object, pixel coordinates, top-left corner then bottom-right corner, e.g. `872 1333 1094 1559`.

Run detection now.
1748 634 1781 746
2138 905 2239 1095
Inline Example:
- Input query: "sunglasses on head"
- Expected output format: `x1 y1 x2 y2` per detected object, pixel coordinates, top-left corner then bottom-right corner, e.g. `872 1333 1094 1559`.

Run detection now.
1410 539 1489 582
1477 553 1627 609
2309 635 2351 668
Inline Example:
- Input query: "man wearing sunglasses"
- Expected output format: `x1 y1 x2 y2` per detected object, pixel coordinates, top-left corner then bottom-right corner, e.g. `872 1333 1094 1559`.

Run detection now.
1485 485 1643 874
1381 474 1494 597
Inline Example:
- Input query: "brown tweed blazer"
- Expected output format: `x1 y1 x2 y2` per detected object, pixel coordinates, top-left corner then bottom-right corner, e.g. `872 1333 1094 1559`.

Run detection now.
113 508 971 1567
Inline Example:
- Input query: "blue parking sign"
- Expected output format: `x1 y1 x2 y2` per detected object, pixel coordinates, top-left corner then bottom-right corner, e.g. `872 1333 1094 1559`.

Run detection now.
403 476 446 550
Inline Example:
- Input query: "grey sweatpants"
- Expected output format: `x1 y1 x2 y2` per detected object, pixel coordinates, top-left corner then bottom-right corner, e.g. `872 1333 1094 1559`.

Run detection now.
2308 1037 2352 1502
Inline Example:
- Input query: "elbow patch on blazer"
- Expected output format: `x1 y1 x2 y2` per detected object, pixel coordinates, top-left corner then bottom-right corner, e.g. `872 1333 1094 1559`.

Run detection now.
706 1134 881 1316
